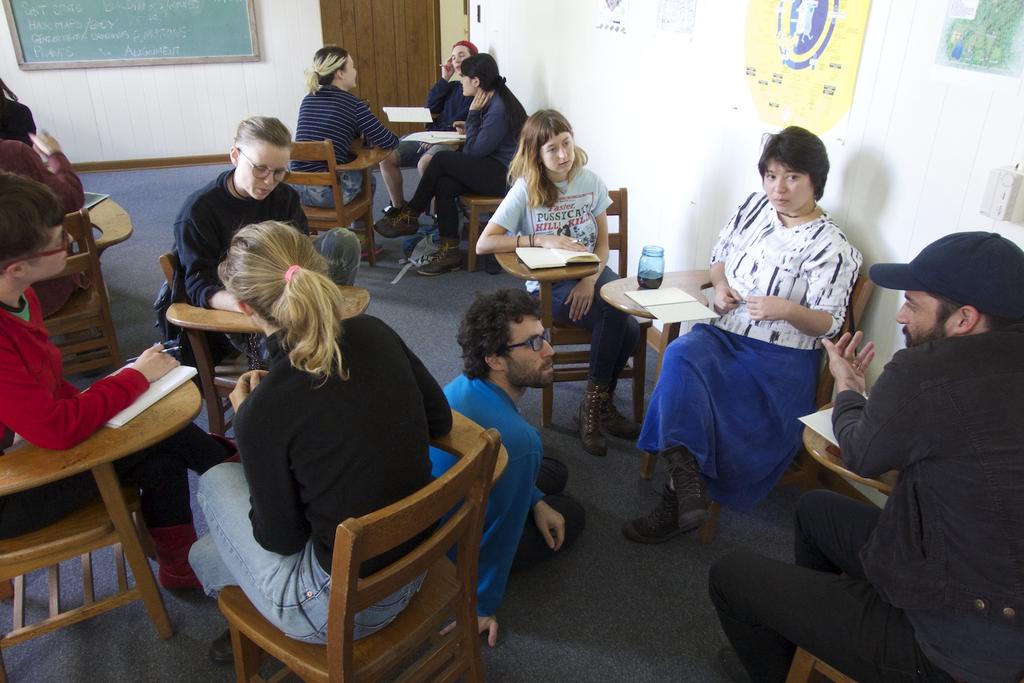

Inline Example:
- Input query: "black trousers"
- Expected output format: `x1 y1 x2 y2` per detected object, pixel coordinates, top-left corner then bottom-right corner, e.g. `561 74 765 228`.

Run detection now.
550 266 641 390
0 423 228 538
512 457 586 570
708 490 954 682
407 150 508 239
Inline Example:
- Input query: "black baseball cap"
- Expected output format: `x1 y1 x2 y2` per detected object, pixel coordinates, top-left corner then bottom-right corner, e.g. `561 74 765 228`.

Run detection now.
870 232 1024 319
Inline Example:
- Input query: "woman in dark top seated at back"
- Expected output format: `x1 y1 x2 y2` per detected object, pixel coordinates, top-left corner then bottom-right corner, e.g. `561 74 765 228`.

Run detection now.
188 220 452 658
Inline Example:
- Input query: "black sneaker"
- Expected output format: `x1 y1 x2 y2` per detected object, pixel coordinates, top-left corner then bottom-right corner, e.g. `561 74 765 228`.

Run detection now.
621 486 681 544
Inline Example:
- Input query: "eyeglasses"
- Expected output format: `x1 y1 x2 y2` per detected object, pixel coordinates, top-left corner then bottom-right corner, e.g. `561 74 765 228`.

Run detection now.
236 147 289 181
505 329 550 353
0 230 71 269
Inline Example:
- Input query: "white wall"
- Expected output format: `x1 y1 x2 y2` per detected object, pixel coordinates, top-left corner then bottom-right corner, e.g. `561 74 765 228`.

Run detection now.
0 1 323 162
471 0 1024 371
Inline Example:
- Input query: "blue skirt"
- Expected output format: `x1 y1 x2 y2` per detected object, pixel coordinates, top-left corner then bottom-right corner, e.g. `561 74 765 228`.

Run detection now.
638 324 820 509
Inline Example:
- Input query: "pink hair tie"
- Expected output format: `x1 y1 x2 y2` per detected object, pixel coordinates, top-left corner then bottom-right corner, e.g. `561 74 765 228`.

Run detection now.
284 265 301 283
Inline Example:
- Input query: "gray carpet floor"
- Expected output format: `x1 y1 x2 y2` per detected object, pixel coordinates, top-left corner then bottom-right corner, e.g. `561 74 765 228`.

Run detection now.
1 165 800 682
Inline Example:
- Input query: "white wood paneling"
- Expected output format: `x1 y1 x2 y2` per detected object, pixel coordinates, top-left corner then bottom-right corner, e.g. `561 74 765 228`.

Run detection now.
0 0 324 161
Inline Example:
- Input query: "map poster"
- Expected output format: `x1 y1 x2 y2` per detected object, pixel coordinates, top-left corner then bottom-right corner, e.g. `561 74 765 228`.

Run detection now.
935 0 1024 77
745 1 872 135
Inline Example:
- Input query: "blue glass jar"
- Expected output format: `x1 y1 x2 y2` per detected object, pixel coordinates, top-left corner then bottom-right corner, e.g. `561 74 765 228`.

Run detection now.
637 245 665 289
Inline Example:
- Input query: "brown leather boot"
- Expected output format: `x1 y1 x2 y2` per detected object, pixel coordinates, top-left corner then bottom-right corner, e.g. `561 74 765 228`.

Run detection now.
664 447 710 530
598 387 641 440
574 380 608 456
416 238 462 276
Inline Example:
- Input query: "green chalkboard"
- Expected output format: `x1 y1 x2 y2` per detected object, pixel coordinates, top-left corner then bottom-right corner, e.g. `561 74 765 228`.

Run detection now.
2 0 260 70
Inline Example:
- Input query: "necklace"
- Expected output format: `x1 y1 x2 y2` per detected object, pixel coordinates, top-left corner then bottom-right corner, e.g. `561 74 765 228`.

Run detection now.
778 203 818 220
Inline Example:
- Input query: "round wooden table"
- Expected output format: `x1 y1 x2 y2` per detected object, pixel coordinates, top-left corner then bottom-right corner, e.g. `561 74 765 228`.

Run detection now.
599 269 711 375
801 423 897 495
90 199 133 256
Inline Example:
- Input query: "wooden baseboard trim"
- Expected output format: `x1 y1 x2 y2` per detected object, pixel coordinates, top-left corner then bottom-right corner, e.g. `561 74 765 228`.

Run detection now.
77 154 229 173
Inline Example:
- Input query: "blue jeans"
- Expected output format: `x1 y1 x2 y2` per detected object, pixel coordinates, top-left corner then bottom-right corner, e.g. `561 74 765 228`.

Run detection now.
189 463 424 642
549 266 640 389
295 171 375 209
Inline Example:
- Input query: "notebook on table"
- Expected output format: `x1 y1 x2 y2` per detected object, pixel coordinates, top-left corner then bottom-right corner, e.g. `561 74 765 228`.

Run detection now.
105 365 198 428
515 247 600 269
623 287 717 323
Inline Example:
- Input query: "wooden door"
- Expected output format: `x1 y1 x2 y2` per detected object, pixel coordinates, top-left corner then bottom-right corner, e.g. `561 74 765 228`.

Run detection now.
319 0 441 136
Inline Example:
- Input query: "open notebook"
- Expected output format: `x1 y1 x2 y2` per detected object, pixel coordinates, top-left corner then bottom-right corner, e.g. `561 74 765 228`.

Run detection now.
624 287 717 324
515 247 600 269
403 131 465 145
105 365 198 428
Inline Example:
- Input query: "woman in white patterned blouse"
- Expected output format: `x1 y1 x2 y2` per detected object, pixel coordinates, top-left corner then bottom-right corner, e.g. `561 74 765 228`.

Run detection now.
623 126 862 544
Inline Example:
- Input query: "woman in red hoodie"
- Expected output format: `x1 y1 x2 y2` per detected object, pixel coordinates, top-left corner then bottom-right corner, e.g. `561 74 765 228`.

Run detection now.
0 172 229 589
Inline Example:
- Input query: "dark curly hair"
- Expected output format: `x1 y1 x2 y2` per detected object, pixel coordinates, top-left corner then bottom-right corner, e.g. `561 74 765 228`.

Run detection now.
457 289 541 379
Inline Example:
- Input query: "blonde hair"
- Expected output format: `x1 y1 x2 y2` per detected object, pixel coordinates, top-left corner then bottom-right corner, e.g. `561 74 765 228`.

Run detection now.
218 221 348 383
507 109 588 208
234 116 292 149
305 45 349 94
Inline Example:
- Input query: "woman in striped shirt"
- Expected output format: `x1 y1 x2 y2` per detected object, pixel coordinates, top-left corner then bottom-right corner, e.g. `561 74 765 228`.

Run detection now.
291 46 399 209
623 126 862 545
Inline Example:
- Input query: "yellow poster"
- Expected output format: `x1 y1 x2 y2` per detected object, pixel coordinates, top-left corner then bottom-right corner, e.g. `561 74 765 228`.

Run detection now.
745 1 872 134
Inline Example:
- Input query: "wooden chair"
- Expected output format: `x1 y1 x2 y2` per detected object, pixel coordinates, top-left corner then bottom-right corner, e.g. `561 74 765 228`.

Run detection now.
217 411 503 683
639 275 875 544
0 383 202 681
289 140 380 267
543 188 650 427
44 209 122 374
159 253 372 436
0 494 146 682
159 252 250 436
461 194 504 273
785 647 857 683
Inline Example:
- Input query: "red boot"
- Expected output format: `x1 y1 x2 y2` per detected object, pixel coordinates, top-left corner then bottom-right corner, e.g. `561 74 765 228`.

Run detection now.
149 523 202 590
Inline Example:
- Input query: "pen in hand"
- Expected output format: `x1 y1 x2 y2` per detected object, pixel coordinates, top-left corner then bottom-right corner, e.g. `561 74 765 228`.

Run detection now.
126 339 180 364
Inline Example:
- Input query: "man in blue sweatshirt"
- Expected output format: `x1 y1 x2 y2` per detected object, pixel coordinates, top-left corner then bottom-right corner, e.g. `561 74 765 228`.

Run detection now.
432 289 585 646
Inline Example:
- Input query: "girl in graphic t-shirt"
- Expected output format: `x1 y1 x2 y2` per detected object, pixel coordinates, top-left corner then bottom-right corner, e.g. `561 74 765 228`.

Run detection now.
476 109 641 457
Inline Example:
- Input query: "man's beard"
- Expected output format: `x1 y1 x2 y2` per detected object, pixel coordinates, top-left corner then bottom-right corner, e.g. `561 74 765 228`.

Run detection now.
507 358 553 389
903 322 946 348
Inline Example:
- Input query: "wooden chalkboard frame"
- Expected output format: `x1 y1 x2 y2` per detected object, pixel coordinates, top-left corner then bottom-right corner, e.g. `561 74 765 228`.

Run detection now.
2 0 261 70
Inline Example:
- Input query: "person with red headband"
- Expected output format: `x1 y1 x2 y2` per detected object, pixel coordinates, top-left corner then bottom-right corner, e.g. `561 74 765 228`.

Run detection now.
378 40 479 215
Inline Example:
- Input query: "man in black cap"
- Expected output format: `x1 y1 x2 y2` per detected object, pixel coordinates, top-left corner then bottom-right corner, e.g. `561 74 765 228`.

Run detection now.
707 232 1024 682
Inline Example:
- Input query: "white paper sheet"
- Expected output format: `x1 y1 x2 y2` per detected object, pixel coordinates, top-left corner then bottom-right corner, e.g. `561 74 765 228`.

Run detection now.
646 301 717 323
624 287 696 306
382 106 434 123
798 407 838 447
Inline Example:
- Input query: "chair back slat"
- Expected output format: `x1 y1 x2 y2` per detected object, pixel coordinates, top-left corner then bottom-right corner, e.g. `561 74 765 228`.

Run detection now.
606 188 628 276
290 140 346 216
